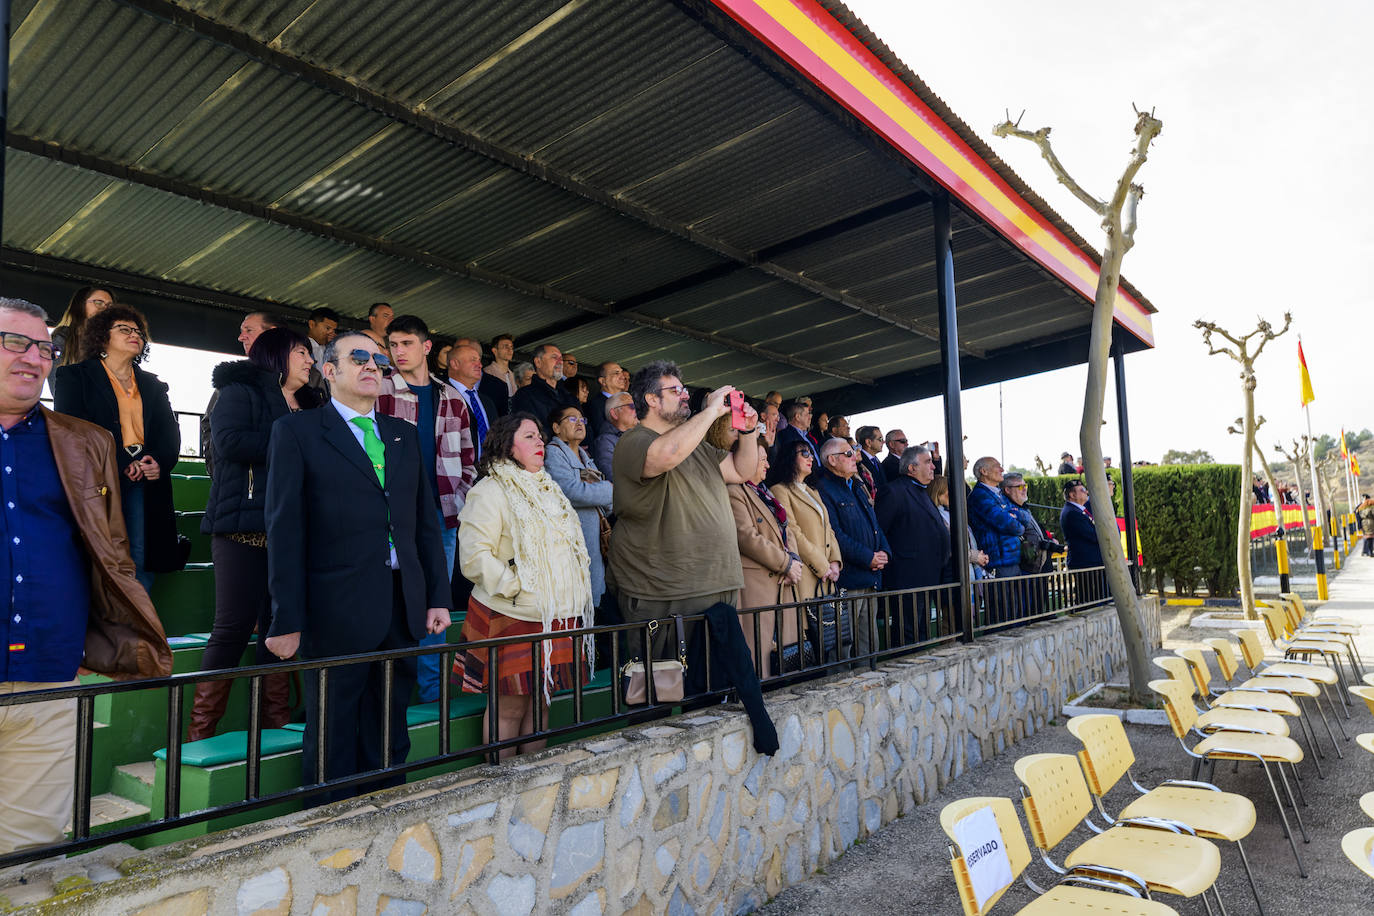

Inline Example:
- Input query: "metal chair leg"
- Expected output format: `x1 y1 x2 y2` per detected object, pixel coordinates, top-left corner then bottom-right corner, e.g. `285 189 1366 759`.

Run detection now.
1234 838 1265 916
1254 759 1307 877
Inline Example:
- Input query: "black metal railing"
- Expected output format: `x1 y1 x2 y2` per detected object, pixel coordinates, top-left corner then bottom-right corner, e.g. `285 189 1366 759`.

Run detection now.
0 569 1112 869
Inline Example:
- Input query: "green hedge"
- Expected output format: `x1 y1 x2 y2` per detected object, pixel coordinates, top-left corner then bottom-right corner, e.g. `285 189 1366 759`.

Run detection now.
1023 465 1240 596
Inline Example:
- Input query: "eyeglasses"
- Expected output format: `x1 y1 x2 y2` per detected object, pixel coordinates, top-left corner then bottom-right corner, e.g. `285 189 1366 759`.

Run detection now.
891 438 908 444
560 416 587 426
835 449 855 458
111 324 145 339
339 348 391 369
652 384 687 397
0 331 60 361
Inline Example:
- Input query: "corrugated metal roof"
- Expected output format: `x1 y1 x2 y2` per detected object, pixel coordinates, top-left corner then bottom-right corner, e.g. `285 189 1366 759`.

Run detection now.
0 0 1156 410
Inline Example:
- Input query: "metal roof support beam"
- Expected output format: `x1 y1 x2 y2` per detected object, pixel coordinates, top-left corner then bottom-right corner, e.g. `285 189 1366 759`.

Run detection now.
934 189 973 643
106 0 941 356
8 136 870 385
1113 339 1140 591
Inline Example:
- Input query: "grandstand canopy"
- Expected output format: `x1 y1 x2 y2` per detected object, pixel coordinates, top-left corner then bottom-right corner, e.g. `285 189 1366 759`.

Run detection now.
2 0 1156 414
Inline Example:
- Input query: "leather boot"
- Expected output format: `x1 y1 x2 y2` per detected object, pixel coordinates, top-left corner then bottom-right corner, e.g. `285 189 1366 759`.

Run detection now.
188 679 232 742
261 673 293 729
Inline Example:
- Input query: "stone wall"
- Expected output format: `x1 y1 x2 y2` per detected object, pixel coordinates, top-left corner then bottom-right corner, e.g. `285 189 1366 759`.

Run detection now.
3 598 1158 915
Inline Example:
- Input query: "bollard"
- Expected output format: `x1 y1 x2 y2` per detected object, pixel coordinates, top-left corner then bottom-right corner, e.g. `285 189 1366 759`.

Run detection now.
1314 525 1329 599
1276 536 1290 593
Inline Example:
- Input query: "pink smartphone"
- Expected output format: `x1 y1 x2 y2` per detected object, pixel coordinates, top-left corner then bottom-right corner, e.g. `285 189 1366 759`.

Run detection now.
729 391 750 430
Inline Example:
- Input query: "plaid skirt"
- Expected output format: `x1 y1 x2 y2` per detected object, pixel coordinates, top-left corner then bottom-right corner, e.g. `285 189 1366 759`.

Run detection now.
451 596 590 696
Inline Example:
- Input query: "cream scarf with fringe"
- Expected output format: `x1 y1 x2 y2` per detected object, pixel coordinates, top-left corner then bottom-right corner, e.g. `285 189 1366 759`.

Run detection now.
486 459 595 702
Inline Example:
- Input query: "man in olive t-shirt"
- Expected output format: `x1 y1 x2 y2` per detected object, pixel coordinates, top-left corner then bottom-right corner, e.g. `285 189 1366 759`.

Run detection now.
610 360 760 659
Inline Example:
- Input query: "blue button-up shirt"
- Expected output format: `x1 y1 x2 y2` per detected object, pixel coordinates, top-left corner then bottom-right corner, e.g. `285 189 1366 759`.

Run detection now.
1 408 91 682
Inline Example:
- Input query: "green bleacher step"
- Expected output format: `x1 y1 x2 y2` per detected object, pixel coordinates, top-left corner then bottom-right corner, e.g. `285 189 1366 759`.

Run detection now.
170 473 211 513
110 762 156 808
67 793 151 838
149 566 215 636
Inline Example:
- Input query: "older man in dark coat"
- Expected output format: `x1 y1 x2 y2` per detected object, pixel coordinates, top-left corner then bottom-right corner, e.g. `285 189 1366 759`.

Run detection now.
876 445 950 643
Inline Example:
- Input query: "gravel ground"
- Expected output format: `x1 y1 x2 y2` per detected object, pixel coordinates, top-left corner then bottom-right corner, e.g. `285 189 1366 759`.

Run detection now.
757 564 1374 915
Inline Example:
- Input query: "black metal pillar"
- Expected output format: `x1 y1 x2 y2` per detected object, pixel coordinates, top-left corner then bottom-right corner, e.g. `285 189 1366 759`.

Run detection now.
1112 340 1141 592
934 191 972 641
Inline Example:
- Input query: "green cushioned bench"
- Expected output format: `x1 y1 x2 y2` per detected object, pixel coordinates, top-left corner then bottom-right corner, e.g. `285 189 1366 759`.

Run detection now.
153 728 303 766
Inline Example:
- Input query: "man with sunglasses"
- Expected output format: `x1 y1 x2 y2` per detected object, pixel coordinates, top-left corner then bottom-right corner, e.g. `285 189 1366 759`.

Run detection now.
0 298 171 856
263 332 451 802
815 436 890 663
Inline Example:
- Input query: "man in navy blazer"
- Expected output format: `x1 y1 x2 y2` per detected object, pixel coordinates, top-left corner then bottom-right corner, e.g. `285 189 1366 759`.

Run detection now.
264 331 451 801
1059 479 1103 569
814 438 890 661
774 400 819 466
875 445 950 642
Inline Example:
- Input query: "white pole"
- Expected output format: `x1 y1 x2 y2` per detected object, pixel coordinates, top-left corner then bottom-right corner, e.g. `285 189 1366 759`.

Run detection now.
1305 407 1325 536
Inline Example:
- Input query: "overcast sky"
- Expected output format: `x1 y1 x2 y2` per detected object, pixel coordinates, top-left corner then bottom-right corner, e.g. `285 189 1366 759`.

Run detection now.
841 0 1374 470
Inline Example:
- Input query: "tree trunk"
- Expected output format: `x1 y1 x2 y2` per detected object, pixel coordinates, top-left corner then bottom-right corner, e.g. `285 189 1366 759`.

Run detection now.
1079 224 1152 703
1292 448 1314 552
1237 373 1257 618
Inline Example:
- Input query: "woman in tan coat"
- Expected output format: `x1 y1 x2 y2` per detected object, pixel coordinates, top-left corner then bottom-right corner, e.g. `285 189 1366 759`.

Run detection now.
767 439 842 604
729 438 803 678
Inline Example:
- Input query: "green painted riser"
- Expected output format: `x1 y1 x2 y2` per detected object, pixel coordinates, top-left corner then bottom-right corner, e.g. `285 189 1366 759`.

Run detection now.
174 460 207 476
149 568 215 636
176 513 212 564
170 474 211 513
140 686 615 846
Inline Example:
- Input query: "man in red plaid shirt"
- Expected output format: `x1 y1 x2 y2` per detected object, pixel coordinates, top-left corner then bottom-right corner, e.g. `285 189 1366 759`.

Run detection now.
377 314 476 701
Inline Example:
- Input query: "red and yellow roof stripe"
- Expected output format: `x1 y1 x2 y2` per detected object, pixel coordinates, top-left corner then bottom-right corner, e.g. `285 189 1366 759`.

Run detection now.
710 0 1156 346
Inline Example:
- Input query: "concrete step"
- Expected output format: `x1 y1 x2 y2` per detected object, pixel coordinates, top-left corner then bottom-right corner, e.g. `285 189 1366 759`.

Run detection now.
65 793 151 837
110 762 156 808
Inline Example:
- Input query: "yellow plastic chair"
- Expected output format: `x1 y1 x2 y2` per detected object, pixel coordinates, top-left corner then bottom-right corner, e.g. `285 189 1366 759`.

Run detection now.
1361 791 1374 821
1360 734 1374 756
1195 639 1347 750
939 796 1179 915
1257 602 1358 684
1351 686 1374 717
1280 591 1357 626
1227 629 1351 719
1151 656 1292 740
1341 827 1374 879
1150 677 1310 877
1066 714 1265 914
1012 753 1225 911
1176 645 1338 767
1275 596 1366 675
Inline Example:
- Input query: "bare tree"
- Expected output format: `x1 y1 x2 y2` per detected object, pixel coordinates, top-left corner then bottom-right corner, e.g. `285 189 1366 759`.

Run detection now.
994 108 1161 702
1194 314 1292 619
1033 454 1053 477
1277 438 1315 552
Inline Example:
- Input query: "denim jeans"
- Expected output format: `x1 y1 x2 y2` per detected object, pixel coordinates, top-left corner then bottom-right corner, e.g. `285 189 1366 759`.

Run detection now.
120 481 153 594
416 512 457 703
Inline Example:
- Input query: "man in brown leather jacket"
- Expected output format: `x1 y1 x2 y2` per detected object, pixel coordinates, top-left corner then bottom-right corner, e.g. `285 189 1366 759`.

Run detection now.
0 297 171 857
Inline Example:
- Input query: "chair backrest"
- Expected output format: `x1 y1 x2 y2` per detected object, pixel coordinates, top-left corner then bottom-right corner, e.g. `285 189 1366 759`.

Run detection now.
1203 638 1240 682
1256 603 1289 643
1231 629 1266 671
1153 655 1195 688
1174 647 1215 696
939 797 1032 915
1066 714 1135 798
1279 591 1311 623
1150 677 1199 737
1013 753 1093 853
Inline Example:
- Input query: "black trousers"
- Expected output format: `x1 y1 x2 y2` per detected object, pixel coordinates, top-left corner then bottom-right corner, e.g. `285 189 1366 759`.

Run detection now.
301 573 416 804
202 536 276 671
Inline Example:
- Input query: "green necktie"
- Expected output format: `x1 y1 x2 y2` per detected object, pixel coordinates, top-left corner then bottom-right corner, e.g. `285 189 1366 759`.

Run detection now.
350 416 386 487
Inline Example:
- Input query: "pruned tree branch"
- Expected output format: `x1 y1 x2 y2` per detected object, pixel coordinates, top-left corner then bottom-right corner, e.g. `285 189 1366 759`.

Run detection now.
991 120 1106 215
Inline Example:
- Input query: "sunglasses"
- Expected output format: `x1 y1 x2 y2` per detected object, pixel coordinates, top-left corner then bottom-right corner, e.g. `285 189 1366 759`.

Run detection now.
340 348 390 369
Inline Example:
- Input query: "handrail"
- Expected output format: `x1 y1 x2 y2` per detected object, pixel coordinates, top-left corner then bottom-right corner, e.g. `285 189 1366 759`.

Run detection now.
0 568 1112 869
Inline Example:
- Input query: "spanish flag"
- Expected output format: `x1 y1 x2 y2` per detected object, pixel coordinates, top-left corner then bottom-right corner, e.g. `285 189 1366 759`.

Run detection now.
1341 428 1349 458
1299 340 1316 406
1354 454 1362 477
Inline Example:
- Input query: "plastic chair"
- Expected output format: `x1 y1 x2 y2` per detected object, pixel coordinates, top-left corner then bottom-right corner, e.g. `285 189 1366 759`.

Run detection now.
1150 677 1310 877
1227 629 1350 719
1360 733 1374 756
1012 753 1226 911
1256 602 1358 685
1066 714 1265 914
1175 646 1336 769
1341 826 1374 879
1151 656 1299 756
1192 640 1346 752
939 796 1179 915
1360 791 1374 821
1275 596 1366 676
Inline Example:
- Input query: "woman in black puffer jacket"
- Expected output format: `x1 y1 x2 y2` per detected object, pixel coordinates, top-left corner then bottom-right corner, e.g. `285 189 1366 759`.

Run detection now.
189 327 323 741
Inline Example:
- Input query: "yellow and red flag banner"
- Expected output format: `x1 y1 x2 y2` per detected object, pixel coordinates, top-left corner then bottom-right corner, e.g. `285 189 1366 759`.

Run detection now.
1354 454 1362 477
1340 428 1349 458
1299 341 1316 406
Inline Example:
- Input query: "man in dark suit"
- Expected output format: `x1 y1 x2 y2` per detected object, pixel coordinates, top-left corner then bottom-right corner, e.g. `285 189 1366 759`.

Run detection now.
264 331 451 801
509 343 575 431
856 425 887 494
880 429 908 482
775 400 819 466
815 438 890 661
875 445 950 643
1059 479 1103 569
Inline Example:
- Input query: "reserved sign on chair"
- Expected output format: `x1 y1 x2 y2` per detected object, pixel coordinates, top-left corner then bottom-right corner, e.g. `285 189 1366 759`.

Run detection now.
954 805 1014 910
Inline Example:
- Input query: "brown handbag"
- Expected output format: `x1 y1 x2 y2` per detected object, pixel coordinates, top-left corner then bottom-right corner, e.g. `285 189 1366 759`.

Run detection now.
595 507 613 561
622 616 687 704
